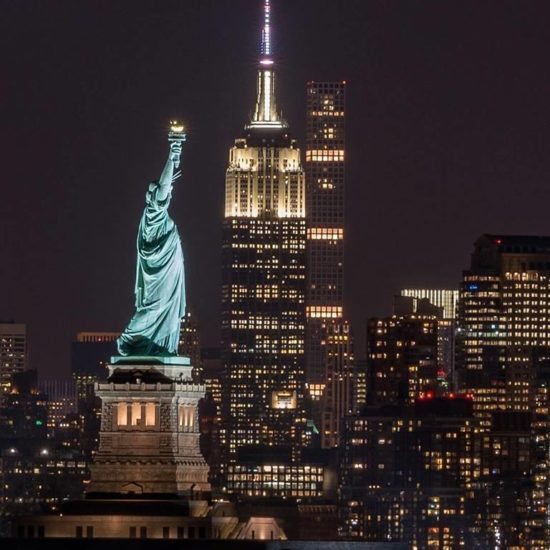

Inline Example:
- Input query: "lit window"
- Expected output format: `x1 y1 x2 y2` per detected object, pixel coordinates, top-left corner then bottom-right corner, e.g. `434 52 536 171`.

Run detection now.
117 403 128 426
179 405 195 429
145 403 156 427
131 402 142 426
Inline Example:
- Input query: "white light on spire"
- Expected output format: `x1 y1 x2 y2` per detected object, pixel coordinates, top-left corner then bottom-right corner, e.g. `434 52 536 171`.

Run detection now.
262 0 271 56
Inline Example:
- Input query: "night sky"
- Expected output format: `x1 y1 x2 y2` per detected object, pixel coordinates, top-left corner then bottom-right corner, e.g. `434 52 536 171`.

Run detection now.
2 0 550 377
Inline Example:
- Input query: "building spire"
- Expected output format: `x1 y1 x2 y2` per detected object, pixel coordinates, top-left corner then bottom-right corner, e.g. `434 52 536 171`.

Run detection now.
248 0 286 129
261 0 272 58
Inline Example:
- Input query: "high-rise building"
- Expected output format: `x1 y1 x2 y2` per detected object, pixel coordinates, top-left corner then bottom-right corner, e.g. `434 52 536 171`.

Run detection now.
37 379 78 430
221 0 307 473
71 332 117 461
400 289 459 320
366 315 439 406
304 82 350 447
457 235 550 423
305 81 346 386
339 396 480 547
395 293 457 390
456 234 550 548
0 322 27 400
179 312 202 381
71 331 117 396
318 321 354 448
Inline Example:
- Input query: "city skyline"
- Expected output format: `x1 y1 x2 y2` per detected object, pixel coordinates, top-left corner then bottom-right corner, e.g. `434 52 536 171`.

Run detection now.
3 0 550 379
3 1 550 545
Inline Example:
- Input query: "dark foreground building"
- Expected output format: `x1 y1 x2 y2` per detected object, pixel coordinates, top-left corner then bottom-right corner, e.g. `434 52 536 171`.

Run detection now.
456 234 550 547
339 396 480 548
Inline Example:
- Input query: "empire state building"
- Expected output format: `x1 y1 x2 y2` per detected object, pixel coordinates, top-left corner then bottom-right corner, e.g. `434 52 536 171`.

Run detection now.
221 0 307 477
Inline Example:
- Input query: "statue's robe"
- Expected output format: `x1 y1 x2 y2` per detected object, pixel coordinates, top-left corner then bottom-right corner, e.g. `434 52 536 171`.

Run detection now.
117 183 185 356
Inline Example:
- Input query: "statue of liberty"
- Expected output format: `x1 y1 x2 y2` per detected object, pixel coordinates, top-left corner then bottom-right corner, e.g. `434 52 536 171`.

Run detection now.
117 124 187 357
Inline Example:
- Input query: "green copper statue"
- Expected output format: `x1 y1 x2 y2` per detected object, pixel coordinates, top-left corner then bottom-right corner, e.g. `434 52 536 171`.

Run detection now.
117 124 187 357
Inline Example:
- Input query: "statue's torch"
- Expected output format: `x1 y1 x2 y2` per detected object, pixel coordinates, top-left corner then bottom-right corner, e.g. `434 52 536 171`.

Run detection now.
168 121 186 169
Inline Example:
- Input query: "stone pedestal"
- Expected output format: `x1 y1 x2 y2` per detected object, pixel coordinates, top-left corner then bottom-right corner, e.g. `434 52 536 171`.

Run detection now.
88 356 210 496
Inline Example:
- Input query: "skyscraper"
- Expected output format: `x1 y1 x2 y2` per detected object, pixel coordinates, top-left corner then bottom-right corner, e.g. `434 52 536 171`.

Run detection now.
367 315 439 406
456 234 550 548
318 320 354 448
339 396 480 547
457 235 550 423
305 82 346 386
179 312 202 381
221 0 307 472
0 322 27 401
397 290 458 389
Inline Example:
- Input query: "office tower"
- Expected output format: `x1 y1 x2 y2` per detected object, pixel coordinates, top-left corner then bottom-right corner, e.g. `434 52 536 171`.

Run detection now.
400 289 458 320
366 316 439 406
179 312 202 381
71 332 117 460
221 0 307 474
71 331 117 397
456 234 550 548
398 290 458 388
318 321 354 448
472 411 534 548
37 379 78 430
338 396 480 547
457 235 550 423
305 81 346 386
0 322 27 400
202 347 223 406
199 347 223 485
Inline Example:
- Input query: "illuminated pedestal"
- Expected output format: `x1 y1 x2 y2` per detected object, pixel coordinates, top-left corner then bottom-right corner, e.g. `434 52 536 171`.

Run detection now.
88 357 210 496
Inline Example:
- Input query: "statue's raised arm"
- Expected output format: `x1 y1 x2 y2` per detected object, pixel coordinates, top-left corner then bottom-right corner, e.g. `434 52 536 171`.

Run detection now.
155 142 182 203
117 124 187 357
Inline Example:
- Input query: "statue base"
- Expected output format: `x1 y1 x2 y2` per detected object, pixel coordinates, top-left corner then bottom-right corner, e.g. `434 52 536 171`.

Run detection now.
88 358 210 496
